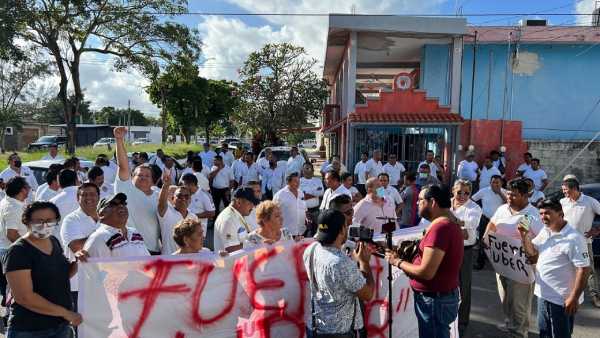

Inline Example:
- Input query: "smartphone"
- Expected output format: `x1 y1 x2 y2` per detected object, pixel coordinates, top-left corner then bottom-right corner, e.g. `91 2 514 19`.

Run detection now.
518 215 531 231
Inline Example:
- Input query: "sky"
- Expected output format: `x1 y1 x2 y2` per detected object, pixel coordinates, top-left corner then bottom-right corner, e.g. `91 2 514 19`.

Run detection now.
69 0 596 116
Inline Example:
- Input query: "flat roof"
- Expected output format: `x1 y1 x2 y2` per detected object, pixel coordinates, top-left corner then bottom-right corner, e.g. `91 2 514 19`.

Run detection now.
467 26 600 43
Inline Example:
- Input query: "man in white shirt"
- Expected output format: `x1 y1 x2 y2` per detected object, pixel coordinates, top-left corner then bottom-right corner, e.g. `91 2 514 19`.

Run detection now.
96 154 117 185
383 154 405 189
41 144 64 161
84 193 150 258
180 173 215 235
490 150 506 176
274 173 307 237
419 150 441 181
162 156 179 185
50 169 80 233
63 156 87 186
213 187 259 253
378 173 402 215
259 153 286 199
341 172 361 204
479 157 501 190
185 158 210 192
244 181 262 232
60 183 100 305
219 143 235 167
561 177 600 307
235 152 260 187
257 148 271 171
0 153 38 201
524 158 548 192
484 178 544 338
113 127 162 254
87 166 113 199
157 169 198 254
365 150 384 180
457 152 479 187
148 149 166 170
471 175 507 269
353 152 369 196
519 199 591 337
320 171 352 211
209 155 235 214
516 152 533 177
35 168 62 202
200 143 217 169
300 162 323 236
524 178 545 206
286 146 305 176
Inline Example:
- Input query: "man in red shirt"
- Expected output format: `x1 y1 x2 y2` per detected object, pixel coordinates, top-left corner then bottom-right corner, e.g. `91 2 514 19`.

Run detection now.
386 185 463 338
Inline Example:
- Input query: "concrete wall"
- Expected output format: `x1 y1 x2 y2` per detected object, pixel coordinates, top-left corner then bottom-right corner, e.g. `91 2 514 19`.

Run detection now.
422 43 600 140
526 140 600 192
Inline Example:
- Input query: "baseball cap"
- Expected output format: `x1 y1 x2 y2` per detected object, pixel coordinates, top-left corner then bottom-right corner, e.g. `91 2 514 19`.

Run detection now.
314 209 346 243
97 193 127 214
233 187 260 205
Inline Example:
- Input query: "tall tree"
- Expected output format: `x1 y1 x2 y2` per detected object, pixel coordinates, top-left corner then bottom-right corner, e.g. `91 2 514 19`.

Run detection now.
235 43 328 146
202 80 238 141
0 0 24 60
94 106 151 126
32 94 92 124
15 0 201 153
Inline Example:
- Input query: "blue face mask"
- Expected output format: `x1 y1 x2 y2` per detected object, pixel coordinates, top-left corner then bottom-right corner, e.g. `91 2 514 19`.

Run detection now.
376 187 386 198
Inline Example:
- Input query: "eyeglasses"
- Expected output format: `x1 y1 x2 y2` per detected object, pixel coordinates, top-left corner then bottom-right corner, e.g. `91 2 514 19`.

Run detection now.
456 191 471 196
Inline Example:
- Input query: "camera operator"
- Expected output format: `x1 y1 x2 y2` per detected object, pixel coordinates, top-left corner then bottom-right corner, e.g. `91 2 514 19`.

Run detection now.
304 209 375 338
385 185 464 338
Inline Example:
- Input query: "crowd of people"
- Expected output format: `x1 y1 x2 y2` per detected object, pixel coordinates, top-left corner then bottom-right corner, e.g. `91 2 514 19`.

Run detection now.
0 128 597 338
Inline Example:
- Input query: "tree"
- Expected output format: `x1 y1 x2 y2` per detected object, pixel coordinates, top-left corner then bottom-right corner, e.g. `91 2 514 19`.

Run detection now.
0 53 50 151
0 0 24 60
235 43 328 146
203 80 238 141
15 0 201 153
32 94 92 124
94 106 151 126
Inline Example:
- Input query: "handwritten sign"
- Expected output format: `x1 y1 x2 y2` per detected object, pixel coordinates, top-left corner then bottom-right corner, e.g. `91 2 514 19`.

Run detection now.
79 230 457 338
485 232 535 284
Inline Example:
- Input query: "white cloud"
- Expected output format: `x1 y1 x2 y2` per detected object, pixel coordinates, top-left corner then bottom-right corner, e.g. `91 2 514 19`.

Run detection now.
575 0 597 25
198 0 446 80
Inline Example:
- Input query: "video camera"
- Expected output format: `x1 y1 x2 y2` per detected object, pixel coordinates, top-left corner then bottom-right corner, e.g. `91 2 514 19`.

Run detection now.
348 225 374 242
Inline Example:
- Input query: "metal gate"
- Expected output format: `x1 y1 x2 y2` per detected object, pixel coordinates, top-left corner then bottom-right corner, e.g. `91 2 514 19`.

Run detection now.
349 125 456 173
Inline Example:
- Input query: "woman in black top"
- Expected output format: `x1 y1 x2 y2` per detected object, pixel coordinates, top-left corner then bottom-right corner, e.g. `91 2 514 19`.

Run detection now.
3 202 83 338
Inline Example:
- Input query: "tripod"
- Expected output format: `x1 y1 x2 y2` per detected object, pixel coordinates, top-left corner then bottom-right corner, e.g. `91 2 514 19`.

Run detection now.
377 216 399 338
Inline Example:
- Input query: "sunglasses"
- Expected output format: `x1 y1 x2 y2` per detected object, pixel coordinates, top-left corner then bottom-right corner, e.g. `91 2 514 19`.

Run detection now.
455 191 471 196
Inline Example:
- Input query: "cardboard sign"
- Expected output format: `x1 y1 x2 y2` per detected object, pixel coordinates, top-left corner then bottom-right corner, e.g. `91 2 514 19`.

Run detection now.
485 232 535 284
79 228 457 338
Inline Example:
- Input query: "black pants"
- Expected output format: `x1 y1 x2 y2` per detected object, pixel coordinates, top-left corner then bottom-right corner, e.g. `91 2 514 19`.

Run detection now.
476 215 490 267
211 188 230 214
459 246 473 333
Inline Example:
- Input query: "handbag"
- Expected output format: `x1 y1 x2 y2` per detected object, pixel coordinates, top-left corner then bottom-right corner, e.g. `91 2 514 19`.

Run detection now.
309 244 356 338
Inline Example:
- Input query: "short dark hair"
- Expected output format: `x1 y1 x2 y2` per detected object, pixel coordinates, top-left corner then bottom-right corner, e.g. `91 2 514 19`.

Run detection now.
524 152 532 157
6 176 28 198
426 150 434 155
531 158 540 165
63 157 79 169
329 194 352 210
490 150 500 156
48 163 64 173
325 170 340 181
180 173 198 186
562 178 580 191
246 180 261 187
45 169 59 185
87 166 104 181
22 201 61 225
78 182 100 196
537 199 563 213
404 172 417 182
490 174 503 182
139 152 149 161
377 172 389 180
341 172 353 181
214 155 223 161
192 159 203 172
422 185 451 208
58 169 77 188
286 172 299 183
361 151 368 156
508 178 529 195
419 163 430 170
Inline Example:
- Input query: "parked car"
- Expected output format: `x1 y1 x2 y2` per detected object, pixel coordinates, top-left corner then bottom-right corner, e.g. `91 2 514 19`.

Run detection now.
298 139 317 149
27 135 67 151
93 137 116 148
221 137 241 144
257 146 310 164
546 183 600 259
132 137 151 146
24 158 94 185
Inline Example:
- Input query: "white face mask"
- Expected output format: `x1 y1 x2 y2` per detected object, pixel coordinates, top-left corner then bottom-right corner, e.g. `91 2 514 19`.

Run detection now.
30 222 58 239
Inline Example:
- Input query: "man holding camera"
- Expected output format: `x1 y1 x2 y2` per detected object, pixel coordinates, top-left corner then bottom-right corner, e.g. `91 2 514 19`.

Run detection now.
304 209 375 338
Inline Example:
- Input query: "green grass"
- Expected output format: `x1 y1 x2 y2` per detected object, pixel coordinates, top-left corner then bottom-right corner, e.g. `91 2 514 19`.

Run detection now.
0 143 204 171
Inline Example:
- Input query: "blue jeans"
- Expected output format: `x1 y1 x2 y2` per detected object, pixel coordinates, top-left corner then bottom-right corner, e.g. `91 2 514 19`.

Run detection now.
414 288 459 338
537 298 574 338
7 323 72 338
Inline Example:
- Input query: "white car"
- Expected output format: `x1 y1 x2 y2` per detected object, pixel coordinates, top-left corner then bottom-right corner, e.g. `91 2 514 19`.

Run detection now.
257 146 310 163
132 138 151 146
93 137 116 148
24 159 94 185
299 139 317 149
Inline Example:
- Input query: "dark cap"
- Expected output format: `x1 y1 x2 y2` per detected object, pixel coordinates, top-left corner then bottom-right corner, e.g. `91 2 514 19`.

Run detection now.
314 209 346 243
97 192 127 214
233 187 260 205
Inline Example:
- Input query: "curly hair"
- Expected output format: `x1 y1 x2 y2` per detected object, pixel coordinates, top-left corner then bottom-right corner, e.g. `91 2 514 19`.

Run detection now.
255 200 280 227
172 218 203 248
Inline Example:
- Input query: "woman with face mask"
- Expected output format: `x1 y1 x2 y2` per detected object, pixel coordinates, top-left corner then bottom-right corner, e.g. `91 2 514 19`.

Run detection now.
3 201 85 337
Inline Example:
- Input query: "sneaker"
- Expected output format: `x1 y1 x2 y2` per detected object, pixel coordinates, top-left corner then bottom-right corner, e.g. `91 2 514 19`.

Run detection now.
592 295 600 308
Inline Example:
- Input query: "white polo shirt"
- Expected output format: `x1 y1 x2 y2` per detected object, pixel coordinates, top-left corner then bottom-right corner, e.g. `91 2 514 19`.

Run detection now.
35 184 61 202
60 208 98 291
114 177 161 252
235 162 260 186
214 205 251 252
365 159 383 179
457 160 479 182
532 224 590 306
353 161 369 185
158 205 198 255
181 168 210 192
451 199 482 246
0 196 27 249
491 203 544 240
300 177 324 209
383 162 406 186
384 186 403 206
273 186 307 236
479 166 501 189
472 187 507 219
101 165 117 185
210 166 234 189
561 194 600 243
49 186 79 233
517 163 531 174
200 150 217 168
0 166 38 201
287 155 306 176
524 168 548 191
220 151 235 167
189 189 215 234
320 185 353 210
84 224 150 258
41 154 64 161
99 182 114 200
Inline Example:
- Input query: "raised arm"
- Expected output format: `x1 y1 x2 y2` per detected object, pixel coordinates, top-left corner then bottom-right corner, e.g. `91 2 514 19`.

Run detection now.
114 127 130 181
157 168 172 217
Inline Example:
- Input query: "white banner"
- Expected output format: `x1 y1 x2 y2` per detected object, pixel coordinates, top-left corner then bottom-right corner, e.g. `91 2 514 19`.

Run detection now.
485 232 535 284
79 228 457 338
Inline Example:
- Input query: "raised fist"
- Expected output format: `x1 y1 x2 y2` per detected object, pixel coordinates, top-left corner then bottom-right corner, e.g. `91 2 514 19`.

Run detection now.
113 127 127 139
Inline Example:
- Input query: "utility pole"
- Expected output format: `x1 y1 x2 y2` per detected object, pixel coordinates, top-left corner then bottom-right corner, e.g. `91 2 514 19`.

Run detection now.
127 100 131 142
